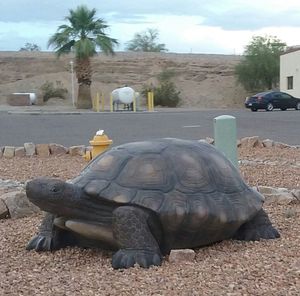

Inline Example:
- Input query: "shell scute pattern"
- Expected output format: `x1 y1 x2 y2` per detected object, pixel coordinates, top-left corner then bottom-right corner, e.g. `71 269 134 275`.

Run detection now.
85 150 131 180
117 154 175 192
77 138 263 228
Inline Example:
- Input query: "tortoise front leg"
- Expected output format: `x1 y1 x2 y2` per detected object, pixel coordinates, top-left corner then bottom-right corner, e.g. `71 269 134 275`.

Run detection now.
26 212 76 251
112 206 162 269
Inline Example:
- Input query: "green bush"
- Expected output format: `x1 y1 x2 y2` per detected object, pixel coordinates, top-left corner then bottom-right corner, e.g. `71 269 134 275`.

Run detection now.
142 69 181 107
40 81 68 102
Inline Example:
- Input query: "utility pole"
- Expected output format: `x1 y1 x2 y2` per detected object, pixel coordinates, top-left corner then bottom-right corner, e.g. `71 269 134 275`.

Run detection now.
70 60 75 107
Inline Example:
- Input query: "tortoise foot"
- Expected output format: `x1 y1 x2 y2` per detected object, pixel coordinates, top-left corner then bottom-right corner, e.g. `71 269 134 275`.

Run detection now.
26 234 54 251
112 249 162 269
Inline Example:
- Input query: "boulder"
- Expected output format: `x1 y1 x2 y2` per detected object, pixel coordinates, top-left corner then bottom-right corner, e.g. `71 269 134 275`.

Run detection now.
36 144 50 157
0 199 9 219
49 143 68 155
274 142 291 149
168 249 196 263
15 147 26 157
3 146 15 158
291 189 300 201
240 136 263 148
24 142 36 156
206 137 214 145
69 145 86 156
1 190 40 218
262 139 274 148
258 186 295 205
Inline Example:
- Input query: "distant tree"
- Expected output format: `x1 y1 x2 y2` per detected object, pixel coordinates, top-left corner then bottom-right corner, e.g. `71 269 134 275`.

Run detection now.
19 43 41 51
235 35 286 92
125 28 168 52
48 5 118 109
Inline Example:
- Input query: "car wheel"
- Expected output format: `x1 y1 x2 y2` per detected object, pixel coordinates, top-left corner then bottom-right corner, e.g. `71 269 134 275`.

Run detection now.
266 103 274 111
296 102 300 110
280 107 287 111
251 108 257 112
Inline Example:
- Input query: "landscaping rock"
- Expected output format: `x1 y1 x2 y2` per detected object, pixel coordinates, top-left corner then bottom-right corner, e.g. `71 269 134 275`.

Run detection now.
14 147 26 157
291 189 300 201
3 146 15 158
274 141 290 149
205 137 214 145
24 142 36 156
262 139 274 148
240 136 263 148
168 249 196 263
49 143 68 155
1 190 40 219
258 186 295 205
0 198 8 219
69 145 86 156
36 143 50 157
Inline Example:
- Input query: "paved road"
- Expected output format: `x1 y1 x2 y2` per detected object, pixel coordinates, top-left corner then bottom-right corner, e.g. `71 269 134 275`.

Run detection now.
0 109 299 147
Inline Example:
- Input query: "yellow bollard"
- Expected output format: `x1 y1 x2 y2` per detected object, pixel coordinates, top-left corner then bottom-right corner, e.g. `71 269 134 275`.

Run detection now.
96 92 100 112
147 91 154 112
84 129 113 161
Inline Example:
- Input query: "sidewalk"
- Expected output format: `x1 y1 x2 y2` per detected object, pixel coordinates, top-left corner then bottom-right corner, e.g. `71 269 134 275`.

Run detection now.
0 104 219 114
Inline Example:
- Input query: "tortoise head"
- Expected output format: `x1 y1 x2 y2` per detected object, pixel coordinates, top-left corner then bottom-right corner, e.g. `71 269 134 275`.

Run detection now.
26 178 80 215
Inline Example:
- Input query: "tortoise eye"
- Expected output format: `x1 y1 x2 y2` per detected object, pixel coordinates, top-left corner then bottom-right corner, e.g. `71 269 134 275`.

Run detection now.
51 185 60 193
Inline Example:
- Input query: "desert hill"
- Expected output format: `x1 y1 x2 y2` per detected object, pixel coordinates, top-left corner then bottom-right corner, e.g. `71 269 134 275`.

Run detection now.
0 51 248 108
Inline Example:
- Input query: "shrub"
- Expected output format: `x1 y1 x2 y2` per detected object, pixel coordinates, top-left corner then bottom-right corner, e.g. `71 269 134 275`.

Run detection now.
40 81 68 102
141 69 181 107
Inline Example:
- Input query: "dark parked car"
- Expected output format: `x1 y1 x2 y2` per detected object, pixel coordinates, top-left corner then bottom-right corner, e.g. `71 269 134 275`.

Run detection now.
245 91 300 112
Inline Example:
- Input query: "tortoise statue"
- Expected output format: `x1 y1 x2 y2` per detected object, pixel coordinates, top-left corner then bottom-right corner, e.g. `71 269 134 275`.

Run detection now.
26 138 280 269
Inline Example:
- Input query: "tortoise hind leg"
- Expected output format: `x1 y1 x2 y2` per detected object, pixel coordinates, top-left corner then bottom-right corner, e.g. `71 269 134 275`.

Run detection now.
233 209 280 241
112 206 162 269
26 212 77 251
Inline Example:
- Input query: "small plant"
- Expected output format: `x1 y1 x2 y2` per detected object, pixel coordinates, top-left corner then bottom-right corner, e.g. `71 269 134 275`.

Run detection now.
142 69 181 107
40 81 68 102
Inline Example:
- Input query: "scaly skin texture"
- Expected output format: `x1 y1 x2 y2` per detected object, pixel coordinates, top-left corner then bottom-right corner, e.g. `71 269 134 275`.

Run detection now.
112 206 162 269
26 212 77 251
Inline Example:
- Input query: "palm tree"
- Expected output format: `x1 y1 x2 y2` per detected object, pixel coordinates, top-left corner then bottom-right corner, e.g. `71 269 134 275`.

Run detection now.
48 5 118 109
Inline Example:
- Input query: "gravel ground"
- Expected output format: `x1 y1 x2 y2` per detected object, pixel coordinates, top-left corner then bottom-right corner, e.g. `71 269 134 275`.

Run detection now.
0 146 299 296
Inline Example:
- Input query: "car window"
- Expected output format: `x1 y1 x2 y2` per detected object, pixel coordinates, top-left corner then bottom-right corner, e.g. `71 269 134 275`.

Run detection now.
281 93 292 99
264 93 272 98
273 93 282 98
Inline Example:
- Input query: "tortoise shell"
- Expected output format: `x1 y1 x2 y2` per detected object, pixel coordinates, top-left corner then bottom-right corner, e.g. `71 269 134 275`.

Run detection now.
72 138 264 247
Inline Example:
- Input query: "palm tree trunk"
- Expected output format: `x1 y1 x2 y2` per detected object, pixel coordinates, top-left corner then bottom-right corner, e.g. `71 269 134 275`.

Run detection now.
77 83 92 109
75 58 93 109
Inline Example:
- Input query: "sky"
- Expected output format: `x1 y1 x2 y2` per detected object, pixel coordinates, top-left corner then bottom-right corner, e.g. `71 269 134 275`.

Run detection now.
1 0 300 54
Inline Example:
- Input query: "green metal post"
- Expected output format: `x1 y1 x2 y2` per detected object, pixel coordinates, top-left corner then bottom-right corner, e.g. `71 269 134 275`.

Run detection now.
213 115 238 168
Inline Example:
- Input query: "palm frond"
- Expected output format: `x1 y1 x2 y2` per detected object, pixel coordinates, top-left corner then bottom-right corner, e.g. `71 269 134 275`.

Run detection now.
48 5 118 57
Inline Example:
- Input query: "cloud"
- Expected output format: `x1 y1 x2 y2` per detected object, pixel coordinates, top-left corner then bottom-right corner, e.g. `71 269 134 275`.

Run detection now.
1 0 300 53
202 8 300 30
1 0 300 32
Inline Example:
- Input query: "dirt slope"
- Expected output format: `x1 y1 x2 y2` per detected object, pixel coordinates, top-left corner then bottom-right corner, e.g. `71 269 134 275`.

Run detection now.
0 51 248 108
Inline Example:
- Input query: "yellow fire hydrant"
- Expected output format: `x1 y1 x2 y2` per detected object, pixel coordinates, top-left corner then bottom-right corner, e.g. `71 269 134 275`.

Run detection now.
84 129 113 161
